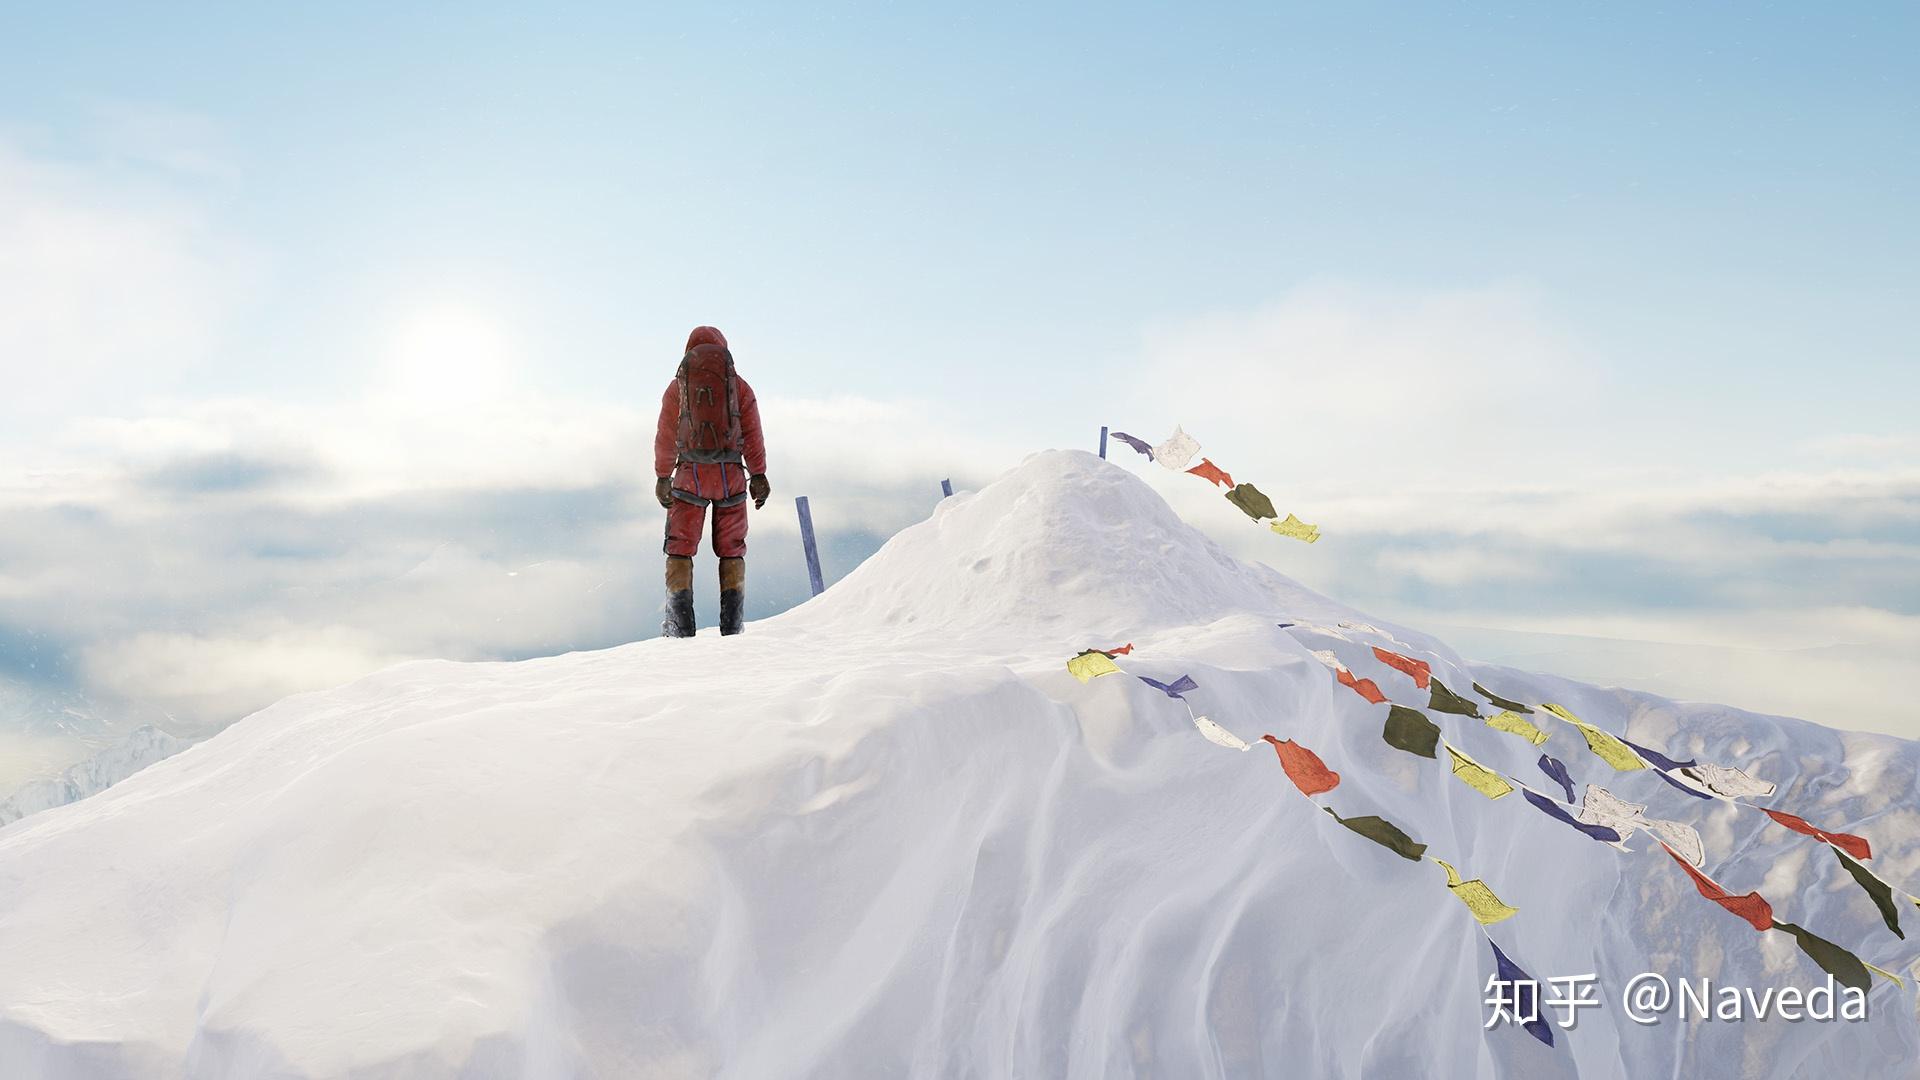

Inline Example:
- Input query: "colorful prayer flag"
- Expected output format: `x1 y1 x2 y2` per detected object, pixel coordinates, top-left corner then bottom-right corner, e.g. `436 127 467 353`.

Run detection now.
1619 737 1695 772
1645 818 1706 869
1665 845 1773 932
1310 648 1387 703
1264 735 1340 795
1193 716 1252 752
1577 786 1704 865
1371 646 1432 689
1523 788 1623 844
1763 809 1872 861
1772 921 1872 992
1224 482 1279 521
1680 762 1776 801
1542 704 1645 771
1427 679 1482 718
1383 705 1441 759
1832 846 1903 940
1575 785 1648 837
1537 755 1576 803
1485 710 1549 746
1269 514 1321 543
1864 960 1907 988
1435 859 1519 924
1651 767 1715 801
1338 667 1388 704
1487 939 1554 1047
1066 650 1121 683
1153 426 1200 471
1097 643 1135 657
1185 457 1233 487
1473 683 1533 714
1138 674 1198 699
1109 430 1154 460
1445 743 1513 799
1323 807 1426 861
1337 667 1387 705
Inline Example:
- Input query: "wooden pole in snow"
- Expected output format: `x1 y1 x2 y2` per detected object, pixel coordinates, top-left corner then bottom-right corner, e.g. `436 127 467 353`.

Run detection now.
1098 426 1109 459
795 496 826 597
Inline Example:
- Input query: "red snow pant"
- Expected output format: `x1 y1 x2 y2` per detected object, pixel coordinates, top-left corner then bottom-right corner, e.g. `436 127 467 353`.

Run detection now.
664 460 749 557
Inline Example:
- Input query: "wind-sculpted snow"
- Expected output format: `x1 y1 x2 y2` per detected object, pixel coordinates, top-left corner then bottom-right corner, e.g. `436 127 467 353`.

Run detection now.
0 450 1913 1078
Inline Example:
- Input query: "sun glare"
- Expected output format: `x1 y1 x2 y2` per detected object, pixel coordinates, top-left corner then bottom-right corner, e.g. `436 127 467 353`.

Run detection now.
383 304 516 408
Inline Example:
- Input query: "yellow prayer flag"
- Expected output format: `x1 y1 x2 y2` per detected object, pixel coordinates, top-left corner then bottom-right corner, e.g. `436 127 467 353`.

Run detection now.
1444 743 1514 800
1485 710 1549 746
1435 858 1519 925
1542 703 1647 771
1269 514 1321 543
1864 960 1907 988
1066 650 1121 683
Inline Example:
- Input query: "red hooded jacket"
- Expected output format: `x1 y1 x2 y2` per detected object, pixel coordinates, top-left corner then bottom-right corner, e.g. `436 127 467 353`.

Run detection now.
654 326 767 496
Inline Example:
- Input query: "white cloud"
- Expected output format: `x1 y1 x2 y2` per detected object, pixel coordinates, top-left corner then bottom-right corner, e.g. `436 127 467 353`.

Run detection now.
0 137 248 421
78 628 408 732
4 268 1918 754
1125 279 1605 487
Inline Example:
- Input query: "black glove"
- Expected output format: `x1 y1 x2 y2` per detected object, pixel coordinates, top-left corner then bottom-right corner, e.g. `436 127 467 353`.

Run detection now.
748 473 771 509
655 477 673 509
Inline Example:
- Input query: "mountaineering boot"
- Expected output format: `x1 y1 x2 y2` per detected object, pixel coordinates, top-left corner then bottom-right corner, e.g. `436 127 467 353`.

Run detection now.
663 555 696 638
719 556 746 636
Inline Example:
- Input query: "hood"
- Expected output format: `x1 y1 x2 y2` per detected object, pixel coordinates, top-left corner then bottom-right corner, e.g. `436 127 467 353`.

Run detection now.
685 326 728 353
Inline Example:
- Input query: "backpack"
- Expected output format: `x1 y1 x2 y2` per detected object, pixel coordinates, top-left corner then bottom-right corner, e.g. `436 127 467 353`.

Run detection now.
674 345 743 463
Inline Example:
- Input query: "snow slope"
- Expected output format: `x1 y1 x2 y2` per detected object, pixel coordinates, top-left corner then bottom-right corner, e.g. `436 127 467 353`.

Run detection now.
0 450 1915 1078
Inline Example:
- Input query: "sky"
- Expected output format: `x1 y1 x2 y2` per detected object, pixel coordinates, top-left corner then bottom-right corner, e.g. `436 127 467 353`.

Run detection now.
2 3 1917 782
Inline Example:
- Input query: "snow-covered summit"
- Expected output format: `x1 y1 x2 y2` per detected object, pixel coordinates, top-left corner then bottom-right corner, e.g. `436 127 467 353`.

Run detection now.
787 449 1334 642
0 451 1914 1079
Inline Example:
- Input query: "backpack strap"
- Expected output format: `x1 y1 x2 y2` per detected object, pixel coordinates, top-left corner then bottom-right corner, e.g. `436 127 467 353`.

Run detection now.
722 352 743 458
674 355 694 462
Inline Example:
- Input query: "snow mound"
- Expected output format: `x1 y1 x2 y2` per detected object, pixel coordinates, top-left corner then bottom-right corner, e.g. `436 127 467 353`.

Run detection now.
784 450 1331 641
0 450 1915 1079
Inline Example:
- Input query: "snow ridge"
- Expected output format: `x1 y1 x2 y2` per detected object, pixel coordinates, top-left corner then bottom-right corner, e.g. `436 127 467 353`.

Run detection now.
0 450 1913 1079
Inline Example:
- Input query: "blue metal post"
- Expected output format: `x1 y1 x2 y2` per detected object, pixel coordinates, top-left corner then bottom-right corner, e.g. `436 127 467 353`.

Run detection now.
795 495 825 597
1099 425 1108 459
940 478 953 498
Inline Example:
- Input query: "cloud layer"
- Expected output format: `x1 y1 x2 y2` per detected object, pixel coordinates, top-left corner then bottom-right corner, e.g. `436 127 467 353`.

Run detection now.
3 135 1917 778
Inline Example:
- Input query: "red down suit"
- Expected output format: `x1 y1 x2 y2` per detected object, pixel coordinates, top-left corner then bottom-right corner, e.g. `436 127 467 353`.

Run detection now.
654 326 767 557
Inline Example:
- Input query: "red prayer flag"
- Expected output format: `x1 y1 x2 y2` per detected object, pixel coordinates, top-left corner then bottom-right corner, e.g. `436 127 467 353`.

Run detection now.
1666 845 1773 931
1335 667 1387 704
1185 458 1234 488
1263 735 1340 796
1370 646 1432 690
1098 643 1135 657
1763 809 1872 861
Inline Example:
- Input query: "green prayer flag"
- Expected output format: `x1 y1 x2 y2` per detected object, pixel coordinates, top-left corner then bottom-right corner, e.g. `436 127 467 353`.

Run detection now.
1834 847 1904 940
1772 921 1872 992
1383 705 1440 759
1427 679 1482 718
1323 806 1426 861
1473 682 1533 714
1223 483 1278 521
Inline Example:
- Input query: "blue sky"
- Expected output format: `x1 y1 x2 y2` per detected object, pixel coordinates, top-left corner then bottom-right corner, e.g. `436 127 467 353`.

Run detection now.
1 4 1917 776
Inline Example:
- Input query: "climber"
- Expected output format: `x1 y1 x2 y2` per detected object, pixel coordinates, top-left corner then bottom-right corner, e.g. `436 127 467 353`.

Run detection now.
653 325 770 637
